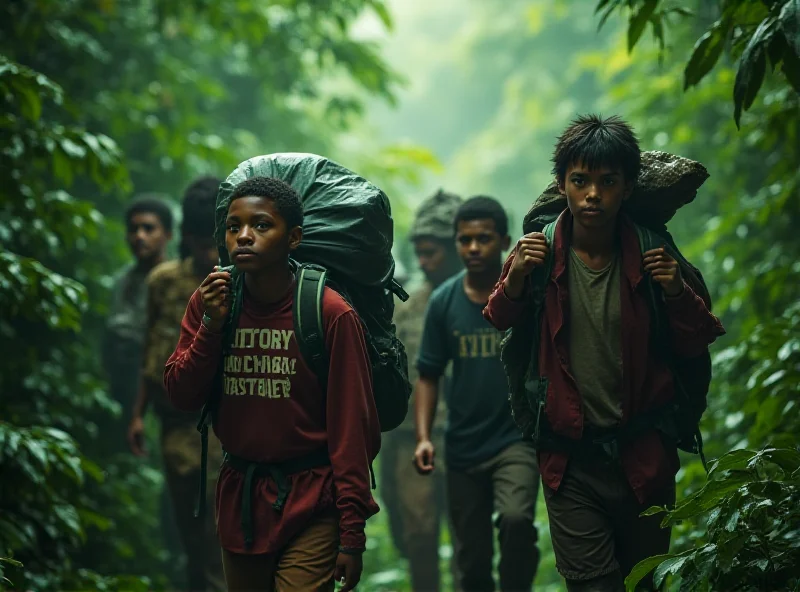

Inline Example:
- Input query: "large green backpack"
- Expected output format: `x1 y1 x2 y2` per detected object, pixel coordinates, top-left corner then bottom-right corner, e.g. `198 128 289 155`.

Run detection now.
500 210 712 466
193 153 411 518
209 153 411 429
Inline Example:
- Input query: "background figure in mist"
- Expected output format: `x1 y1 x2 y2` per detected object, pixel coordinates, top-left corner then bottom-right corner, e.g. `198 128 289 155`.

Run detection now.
103 196 173 450
127 176 225 591
381 189 463 591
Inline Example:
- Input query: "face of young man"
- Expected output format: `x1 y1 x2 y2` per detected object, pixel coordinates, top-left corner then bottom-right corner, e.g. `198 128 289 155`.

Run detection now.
126 212 171 264
225 196 301 274
455 218 509 274
559 160 634 231
414 238 456 285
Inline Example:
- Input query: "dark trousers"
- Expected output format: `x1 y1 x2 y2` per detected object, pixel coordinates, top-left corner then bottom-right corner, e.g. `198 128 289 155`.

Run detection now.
543 449 675 592
446 441 541 592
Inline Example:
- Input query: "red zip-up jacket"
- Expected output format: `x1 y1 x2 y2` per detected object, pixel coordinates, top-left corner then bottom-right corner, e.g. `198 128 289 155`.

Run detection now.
483 211 725 503
163 280 380 553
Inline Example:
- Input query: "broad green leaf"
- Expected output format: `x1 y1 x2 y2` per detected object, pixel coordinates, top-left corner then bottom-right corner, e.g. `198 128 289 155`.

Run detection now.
684 20 729 90
0 557 23 568
667 471 752 522
779 0 800 57
709 448 756 478
733 17 777 127
654 552 692 588
640 504 668 517
628 0 659 51
724 508 740 532
597 1 620 31
762 448 800 473
625 553 674 591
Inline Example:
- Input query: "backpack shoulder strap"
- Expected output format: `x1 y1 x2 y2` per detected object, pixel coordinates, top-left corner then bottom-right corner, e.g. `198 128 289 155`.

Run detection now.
525 217 559 376
631 223 710 472
528 217 558 301
293 263 330 384
540 219 557 287
634 223 660 255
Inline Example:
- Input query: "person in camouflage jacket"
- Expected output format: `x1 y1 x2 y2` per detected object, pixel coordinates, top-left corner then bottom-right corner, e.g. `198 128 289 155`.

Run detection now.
381 189 463 591
127 176 225 592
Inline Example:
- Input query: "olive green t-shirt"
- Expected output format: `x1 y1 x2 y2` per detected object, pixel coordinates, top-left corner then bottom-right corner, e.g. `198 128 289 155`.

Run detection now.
567 248 623 428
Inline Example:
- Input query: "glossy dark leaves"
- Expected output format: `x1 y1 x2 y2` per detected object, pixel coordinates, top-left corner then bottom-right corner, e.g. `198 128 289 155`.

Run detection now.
684 19 731 90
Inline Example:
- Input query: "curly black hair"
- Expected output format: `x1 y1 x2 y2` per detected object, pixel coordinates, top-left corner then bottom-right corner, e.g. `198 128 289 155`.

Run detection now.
453 195 509 237
125 194 173 232
552 114 641 183
229 176 304 229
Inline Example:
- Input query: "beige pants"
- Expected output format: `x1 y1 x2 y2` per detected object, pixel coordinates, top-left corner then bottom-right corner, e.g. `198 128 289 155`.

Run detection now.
221 512 340 592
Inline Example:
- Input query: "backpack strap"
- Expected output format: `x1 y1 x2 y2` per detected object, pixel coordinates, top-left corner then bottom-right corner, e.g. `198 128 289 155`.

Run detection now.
528 217 559 369
293 263 330 385
291 262 378 490
540 220 557 286
633 223 709 473
523 216 559 447
634 223 660 254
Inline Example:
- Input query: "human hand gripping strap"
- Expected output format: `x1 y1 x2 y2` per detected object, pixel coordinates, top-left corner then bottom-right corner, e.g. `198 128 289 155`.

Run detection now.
633 224 710 472
195 266 242 520
500 217 557 444
524 219 556 447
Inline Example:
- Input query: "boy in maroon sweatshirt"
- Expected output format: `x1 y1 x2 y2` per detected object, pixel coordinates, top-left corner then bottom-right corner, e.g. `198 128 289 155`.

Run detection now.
483 115 725 591
164 176 380 592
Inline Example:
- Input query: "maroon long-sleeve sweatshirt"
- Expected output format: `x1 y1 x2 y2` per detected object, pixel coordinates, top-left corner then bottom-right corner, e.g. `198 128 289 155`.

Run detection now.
164 280 380 554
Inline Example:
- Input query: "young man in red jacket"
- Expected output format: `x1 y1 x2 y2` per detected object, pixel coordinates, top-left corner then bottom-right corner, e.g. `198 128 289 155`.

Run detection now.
483 114 725 591
163 176 380 592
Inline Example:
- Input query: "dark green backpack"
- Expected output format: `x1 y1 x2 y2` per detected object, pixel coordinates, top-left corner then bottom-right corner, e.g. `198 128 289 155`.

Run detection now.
193 153 411 518
209 153 411 431
500 210 712 466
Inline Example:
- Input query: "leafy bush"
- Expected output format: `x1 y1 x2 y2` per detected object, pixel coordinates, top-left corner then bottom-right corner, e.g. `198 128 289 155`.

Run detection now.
626 447 800 591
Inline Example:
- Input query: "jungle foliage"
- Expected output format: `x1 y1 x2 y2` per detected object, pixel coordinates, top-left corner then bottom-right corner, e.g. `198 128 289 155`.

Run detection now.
0 0 400 589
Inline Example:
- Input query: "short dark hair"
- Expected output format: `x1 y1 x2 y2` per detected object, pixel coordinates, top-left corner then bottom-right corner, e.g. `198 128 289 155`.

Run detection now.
552 114 641 183
229 176 303 230
453 196 508 237
125 194 173 232
181 175 220 238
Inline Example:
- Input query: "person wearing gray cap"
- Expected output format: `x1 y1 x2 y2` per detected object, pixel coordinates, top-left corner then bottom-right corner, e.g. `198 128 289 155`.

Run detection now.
381 189 463 592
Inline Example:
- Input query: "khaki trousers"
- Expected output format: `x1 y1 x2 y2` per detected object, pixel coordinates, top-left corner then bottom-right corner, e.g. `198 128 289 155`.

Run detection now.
221 512 340 592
